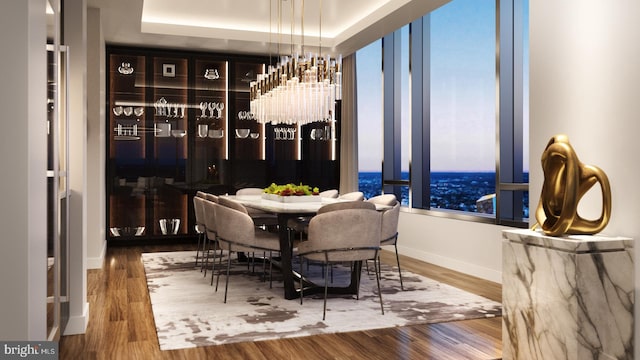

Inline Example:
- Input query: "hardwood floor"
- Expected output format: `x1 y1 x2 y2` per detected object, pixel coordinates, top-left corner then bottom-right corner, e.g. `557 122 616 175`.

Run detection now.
59 244 503 360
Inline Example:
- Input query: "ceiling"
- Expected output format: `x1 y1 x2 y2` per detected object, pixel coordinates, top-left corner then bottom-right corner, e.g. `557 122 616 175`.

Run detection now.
87 0 449 56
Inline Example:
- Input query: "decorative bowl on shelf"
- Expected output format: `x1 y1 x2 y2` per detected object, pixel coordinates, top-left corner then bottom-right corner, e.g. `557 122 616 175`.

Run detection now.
110 226 145 237
134 107 144 116
112 106 123 116
208 129 224 138
235 128 250 138
159 218 181 235
249 132 260 139
171 129 187 138
123 106 133 116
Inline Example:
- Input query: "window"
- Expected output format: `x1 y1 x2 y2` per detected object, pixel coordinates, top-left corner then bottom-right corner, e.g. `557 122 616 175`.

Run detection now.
356 0 529 226
356 40 383 199
429 0 496 212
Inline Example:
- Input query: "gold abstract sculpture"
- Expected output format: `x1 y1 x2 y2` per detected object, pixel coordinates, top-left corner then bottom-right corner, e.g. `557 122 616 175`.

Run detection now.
534 134 611 237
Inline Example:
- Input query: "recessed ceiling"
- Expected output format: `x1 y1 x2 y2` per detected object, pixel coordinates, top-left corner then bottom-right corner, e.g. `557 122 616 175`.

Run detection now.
87 0 449 56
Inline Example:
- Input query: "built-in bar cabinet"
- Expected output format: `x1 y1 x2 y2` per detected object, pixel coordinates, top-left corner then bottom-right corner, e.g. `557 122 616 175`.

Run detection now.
107 46 339 243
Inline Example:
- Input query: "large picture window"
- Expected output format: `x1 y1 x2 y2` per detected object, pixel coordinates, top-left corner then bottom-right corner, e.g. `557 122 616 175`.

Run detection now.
356 0 529 226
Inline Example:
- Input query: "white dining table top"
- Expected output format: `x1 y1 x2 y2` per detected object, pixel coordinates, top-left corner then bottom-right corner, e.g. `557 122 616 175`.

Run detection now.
221 195 390 214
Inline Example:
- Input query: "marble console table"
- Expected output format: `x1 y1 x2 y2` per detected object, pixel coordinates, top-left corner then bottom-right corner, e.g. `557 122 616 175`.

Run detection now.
502 229 633 360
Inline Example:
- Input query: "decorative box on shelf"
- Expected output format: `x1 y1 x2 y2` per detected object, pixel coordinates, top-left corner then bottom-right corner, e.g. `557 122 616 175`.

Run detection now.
261 193 321 203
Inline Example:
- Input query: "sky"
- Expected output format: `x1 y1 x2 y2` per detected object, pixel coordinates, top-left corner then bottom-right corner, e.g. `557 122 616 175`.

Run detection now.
356 0 529 173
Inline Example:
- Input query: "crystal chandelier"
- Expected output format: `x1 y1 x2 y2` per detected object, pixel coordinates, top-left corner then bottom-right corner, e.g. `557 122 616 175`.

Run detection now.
250 0 342 126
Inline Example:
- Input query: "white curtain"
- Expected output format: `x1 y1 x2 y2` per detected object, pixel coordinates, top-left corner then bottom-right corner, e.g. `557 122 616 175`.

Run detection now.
339 54 359 193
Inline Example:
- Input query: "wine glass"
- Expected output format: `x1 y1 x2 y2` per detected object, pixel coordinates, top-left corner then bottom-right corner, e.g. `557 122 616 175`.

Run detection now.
199 102 207 118
216 103 225 119
208 102 216 118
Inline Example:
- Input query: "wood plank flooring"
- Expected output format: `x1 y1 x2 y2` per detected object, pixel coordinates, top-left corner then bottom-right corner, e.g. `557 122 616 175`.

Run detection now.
59 244 503 360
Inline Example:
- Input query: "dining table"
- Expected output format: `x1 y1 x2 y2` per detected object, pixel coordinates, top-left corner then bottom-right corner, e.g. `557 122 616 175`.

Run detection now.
222 194 390 300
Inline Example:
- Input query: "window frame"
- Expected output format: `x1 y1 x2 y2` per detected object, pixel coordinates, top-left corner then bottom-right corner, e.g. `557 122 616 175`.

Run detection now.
375 0 528 227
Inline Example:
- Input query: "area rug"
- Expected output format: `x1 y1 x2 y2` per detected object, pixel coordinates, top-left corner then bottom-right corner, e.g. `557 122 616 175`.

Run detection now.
142 251 501 351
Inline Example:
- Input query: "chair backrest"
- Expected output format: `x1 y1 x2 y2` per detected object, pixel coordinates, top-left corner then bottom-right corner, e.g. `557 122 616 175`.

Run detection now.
201 199 218 238
338 191 365 201
236 187 264 196
193 196 206 226
205 193 219 202
196 191 208 198
317 200 375 214
213 202 257 247
366 194 398 206
306 208 382 262
217 196 248 214
381 202 400 243
319 189 339 198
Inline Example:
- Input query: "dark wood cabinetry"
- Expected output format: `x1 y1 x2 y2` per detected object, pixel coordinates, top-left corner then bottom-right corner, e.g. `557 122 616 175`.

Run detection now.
106 46 339 243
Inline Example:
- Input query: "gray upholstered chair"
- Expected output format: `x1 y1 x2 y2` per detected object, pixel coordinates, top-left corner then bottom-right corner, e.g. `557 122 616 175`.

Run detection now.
286 189 340 237
379 202 403 289
366 194 398 206
338 191 365 201
205 193 217 202
201 198 222 281
236 187 279 228
213 202 281 303
192 196 207 268
297 208 384 320
318 189 339 198
217 196 248 214
317 200 375 214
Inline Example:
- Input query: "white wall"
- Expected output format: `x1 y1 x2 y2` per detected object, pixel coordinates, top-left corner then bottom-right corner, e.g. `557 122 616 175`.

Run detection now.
530 0 640 357
64 0 89 335
86 7 106 269
398 211 506 283
0 0 47 340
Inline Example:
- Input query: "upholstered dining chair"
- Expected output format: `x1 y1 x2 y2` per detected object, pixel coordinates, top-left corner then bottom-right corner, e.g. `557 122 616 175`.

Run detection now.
318 189 339 198
317 200 375 214
286 189 340 241
204 193 218 202
192 196 207 268
366 194 398 206
297 207 384 320
213 202 281 303
196 191 208 198
364 194 403 289
201 198 222 280
338 191 365 201
236 187 279 228
379 202 403 290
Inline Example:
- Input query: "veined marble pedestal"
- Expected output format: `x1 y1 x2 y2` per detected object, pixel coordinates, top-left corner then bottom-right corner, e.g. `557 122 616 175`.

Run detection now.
502 229 633 360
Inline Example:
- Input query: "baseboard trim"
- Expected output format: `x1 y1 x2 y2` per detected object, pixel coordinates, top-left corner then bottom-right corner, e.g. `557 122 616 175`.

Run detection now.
63 302 89 335
397 245 502 284
87 240 106 270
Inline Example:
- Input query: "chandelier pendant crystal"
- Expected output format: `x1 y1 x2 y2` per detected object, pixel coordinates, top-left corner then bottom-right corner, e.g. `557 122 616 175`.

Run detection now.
250 0 341 126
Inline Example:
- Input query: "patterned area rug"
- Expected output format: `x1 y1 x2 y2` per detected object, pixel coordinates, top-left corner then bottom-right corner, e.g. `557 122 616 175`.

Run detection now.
142 251 501 351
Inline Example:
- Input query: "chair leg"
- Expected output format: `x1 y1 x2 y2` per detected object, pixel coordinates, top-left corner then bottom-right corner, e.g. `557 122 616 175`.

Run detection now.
215 245 224 292
210 241 219 286
355 261 361 300
269 251 273 289
299 256 304 305
262 251 267 282
373 252 385 315
394 243 404 290
195 232 202 267
203 234 211 277
223 247 232 303
323 259 330 321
